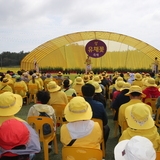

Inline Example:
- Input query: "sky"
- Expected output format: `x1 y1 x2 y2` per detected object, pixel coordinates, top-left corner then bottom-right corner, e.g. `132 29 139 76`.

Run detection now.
0 0 160 53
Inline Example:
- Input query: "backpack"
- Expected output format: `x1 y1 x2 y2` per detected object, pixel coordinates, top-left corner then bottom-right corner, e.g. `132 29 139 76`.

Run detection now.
39 112 52 135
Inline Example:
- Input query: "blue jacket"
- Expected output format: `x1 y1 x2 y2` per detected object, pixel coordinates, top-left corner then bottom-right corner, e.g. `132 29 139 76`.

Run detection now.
84 97 108 126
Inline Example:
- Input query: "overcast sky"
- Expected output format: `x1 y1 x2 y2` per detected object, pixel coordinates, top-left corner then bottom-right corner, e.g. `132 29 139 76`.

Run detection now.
0 0 160 53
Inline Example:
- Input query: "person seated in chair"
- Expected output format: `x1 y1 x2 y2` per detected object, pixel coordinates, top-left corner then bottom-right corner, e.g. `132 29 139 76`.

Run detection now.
0 119 40 160
47 81 68 105
60 96 102 149
81 83 110 145
61 79 77 97
119 103 160 151
114 136 156 160
27 90 56 131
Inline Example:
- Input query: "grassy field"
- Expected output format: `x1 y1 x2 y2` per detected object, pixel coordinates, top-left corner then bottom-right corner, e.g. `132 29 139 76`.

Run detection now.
0 67 20 73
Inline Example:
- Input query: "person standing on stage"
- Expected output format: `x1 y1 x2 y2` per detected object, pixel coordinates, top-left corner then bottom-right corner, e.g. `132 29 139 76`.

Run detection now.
85 55 92 74
154 57 159 74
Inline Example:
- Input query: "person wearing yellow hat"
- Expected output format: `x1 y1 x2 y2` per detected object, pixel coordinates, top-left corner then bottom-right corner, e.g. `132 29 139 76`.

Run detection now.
28 73 41 91
35 73 44 90
155 73 160 85
112 81 125 101
131 72 143 87
13 75 28 97
60 96 102 149
4 73 14 86
119 103 160 151
0 78 13 93
111 82 131 124
88 81 106 108
142 77 160 102
83 74 90 83
61 79 77 97
118 85 148 132
92 75 105 96
47 81 68 105
72 76 84 96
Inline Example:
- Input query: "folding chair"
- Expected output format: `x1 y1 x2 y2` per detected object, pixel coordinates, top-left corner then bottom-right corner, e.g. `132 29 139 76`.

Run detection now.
62 147 102 160
144 98 157 118
51 104 67 126
0 90 7 94
92 118 105 158
108 86 113 108
14 86 29 105
155 107 160 128
28 84 38 103
67 96 73 102
156 151 160 160
28 116 58 160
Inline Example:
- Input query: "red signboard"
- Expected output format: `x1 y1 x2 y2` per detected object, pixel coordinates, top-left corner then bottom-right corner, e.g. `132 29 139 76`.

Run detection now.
85 39 107 58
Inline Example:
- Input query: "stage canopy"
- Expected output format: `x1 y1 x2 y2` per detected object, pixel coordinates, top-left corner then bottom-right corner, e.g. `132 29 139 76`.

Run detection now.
21 31 160 71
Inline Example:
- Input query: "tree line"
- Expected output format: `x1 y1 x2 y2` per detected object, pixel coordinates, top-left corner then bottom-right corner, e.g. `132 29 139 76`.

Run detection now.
0 51 29 67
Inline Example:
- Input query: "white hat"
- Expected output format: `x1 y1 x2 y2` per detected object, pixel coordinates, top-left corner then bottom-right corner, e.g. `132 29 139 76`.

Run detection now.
114 136 156 160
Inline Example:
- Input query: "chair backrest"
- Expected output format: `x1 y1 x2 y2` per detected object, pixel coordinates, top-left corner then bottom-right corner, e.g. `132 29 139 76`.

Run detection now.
8 83 14 92
14 86 26 97
144 98 157 115
51 104 67 124
92 118 103 130
67 96 73 102
76 92 83 97
62 147 102 160
122 120 128 132
0 90 7 94
155 107 160 127
56 79 63 86
28 84 38 95
91 118 105 157
156 151 160 160
27 116 54 141
44 80 51 91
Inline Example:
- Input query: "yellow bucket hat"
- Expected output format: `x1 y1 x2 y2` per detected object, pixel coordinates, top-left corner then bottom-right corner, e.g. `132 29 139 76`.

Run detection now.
47 81 61 92
83 75 90 83
134 73 142 81
93 75 101 83
115 81 125 91
75 77 84 85
145 78 157 87
0 92 22 116
125 85 146 98
125 103 154 129
64 96 92 122
120 82 131 91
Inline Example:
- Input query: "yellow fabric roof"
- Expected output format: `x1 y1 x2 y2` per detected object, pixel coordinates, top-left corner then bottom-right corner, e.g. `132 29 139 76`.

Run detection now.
21 31 160 71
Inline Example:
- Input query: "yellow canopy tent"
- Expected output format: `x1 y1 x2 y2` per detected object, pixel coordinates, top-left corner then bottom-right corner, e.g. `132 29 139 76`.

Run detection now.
20 31 160 71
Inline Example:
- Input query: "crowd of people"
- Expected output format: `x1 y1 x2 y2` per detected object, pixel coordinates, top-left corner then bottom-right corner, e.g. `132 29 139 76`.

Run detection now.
0 69 160 159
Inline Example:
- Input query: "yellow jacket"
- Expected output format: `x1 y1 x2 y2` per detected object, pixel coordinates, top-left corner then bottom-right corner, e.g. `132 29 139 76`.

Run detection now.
61 120 102 149
48 91 68 105
119 126 160 151
131 80 143 87
118 99 143 132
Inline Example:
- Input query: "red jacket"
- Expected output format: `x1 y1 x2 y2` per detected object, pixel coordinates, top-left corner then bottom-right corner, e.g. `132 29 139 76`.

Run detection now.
143 86 160 101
